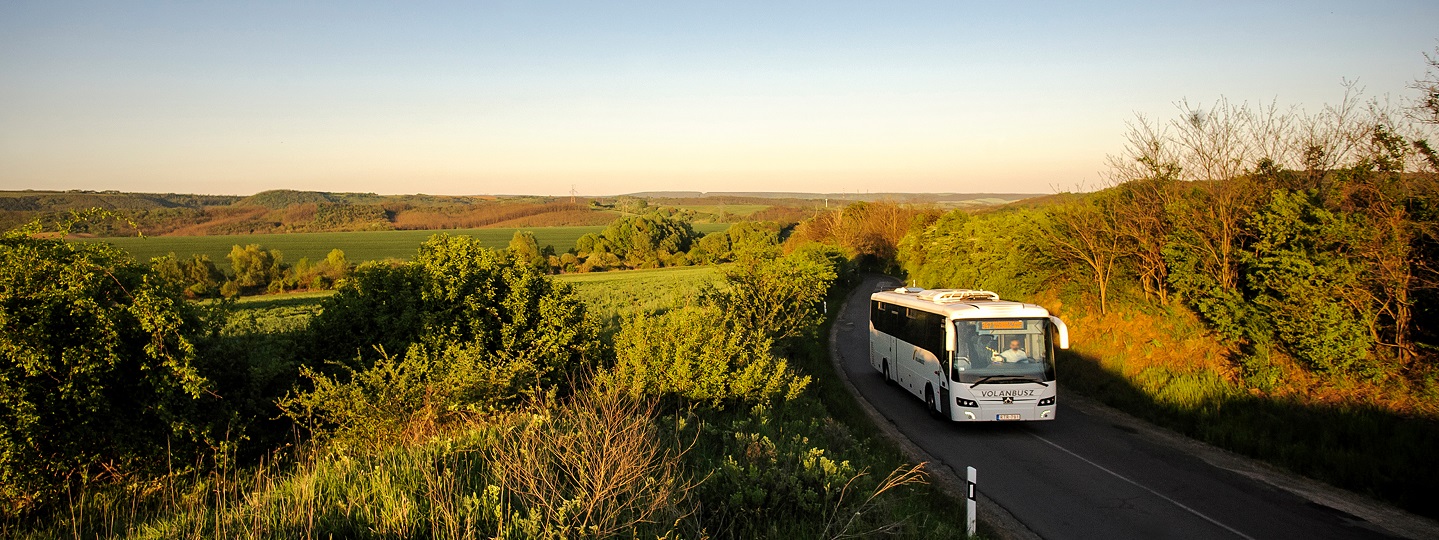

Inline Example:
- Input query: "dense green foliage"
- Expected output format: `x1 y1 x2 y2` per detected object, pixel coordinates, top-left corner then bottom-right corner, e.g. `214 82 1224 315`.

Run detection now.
286 234 600 441
0 233 215 514
151 252 226 298
573 213 698 270
602 307 810 406
1243 190 1373 373
897 206 1053 297
706 250 838 343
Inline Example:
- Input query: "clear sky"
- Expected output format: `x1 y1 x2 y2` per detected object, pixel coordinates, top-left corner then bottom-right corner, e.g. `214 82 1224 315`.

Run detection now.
2 1 1436 197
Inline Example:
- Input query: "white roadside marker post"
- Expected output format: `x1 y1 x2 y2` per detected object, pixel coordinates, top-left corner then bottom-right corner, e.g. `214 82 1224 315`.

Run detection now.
967 466 978 537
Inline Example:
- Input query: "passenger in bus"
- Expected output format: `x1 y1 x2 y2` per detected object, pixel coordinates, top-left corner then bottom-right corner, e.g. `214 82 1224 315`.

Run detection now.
998 338 1030 363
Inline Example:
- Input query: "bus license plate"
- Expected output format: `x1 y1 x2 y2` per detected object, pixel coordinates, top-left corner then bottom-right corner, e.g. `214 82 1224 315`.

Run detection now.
997 414 1021 421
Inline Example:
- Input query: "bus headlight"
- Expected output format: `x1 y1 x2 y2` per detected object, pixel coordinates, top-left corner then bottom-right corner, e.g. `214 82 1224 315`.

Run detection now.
956 398 978 408
1038 396 1055 406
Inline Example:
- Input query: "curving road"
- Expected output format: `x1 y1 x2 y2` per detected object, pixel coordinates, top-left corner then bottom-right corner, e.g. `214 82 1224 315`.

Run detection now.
830 275 1431 540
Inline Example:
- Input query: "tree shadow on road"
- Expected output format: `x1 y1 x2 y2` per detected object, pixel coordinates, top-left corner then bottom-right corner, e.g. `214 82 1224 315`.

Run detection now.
1055 348 1439 522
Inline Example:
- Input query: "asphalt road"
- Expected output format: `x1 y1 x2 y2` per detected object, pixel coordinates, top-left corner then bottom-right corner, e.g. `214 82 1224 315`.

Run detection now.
831 275 1409 540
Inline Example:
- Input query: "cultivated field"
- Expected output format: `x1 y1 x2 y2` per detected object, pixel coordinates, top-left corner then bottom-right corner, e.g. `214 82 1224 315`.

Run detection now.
90 224 729 264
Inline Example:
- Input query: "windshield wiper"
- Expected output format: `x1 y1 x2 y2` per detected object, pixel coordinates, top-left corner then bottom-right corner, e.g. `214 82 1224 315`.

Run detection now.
970 375 1050 388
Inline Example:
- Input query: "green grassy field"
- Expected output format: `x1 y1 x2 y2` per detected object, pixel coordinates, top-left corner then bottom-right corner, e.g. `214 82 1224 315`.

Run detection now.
559 266 719 323
669 204 770 217
90 224 729 264
220 266 721 331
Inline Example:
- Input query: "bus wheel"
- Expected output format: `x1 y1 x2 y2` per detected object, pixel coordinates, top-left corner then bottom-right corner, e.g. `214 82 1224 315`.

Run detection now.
882 360 893 385
925 386 940 418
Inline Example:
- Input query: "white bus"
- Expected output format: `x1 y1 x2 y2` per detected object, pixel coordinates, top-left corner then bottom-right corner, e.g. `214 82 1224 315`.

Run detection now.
869 287 1069 421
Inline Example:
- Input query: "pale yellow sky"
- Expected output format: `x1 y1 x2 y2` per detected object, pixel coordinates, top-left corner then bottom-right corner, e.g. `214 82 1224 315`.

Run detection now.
2 2 1435 196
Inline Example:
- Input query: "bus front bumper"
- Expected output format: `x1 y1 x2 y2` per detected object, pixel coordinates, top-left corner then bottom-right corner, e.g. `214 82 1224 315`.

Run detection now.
954 402 1055 421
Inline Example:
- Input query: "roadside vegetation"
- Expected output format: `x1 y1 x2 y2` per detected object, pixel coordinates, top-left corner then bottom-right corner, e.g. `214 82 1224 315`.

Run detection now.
1 206 963 538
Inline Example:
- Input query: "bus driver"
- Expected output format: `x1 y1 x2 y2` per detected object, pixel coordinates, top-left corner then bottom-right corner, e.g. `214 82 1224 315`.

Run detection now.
998 338 1030 363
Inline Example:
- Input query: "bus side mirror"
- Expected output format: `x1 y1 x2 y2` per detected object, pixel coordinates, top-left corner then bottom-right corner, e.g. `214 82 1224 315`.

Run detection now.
1049 316 1069 350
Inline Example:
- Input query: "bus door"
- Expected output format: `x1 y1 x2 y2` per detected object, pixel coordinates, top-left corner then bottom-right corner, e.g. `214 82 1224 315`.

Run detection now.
900 307 931 398
939 319 956 417
872 301 898 380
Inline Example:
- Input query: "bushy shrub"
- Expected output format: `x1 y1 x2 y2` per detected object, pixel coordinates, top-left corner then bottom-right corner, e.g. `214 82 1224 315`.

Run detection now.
486 391 690 538
897 207 1054 297
151 252 226 298
679 403 931 539
601 307 810 407
706 250 836 343
0 234 215 514
282 342 523 444
228 244 284 292
288 234 600 440
1243 190 1374 373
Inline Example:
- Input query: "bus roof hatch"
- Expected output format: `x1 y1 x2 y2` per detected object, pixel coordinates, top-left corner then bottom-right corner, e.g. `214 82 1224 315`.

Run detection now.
915 289 1001 303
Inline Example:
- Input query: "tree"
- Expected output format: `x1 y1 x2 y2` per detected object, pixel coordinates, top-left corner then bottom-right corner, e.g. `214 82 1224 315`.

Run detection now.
1409 45 1439 126
897 207 1052 297
592 214 698 269
725 221 781 262
786 201 937 268
1039 196 1127 314
152 252 226 298
692 231 732 264
603 307 809 407
227 244 284 292
1105 115 1182 304
507 229 545 269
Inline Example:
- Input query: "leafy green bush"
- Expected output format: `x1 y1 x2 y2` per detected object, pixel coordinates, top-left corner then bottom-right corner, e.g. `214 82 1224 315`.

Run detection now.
287 234 600 441
1244 190 1374 373
574 214 700 270
151 252 226 298
677 401 934 539
706 250 836 343
0 234 215 514
601 307 809 407
227 244 286 294
897 207 1054 297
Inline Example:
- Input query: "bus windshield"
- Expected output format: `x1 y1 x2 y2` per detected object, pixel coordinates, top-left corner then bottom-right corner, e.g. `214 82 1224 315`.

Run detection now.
951 318 1056 384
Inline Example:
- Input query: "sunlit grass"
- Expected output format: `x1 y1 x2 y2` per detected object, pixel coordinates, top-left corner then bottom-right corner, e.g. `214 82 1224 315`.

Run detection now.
559 266 719 330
